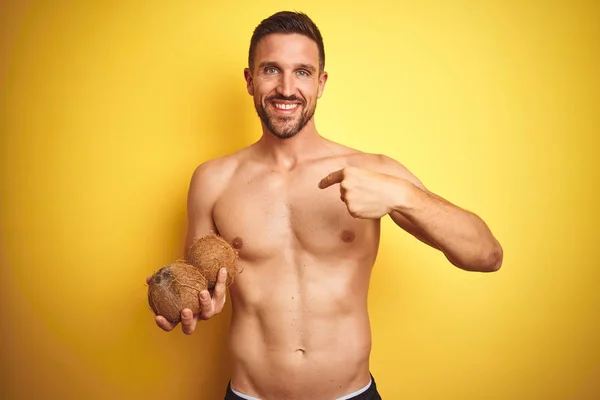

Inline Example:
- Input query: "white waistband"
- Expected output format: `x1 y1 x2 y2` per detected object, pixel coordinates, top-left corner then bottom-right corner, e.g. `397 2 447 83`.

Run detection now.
231 378 372 400
336 378 372 400
230 387 261 400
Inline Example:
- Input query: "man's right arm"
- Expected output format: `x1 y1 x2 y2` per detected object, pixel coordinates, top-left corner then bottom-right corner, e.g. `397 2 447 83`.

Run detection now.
154 158 235 334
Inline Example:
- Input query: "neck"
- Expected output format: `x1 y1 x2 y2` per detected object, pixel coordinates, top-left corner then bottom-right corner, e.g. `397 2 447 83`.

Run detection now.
256 119 324 169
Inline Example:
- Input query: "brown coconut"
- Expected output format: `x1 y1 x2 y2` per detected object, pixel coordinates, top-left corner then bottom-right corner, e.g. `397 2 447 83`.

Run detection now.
186 233 241 289
147 262 207 324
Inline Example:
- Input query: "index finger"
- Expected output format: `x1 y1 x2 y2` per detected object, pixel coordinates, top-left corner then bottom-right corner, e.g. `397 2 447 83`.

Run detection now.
318 169 344 189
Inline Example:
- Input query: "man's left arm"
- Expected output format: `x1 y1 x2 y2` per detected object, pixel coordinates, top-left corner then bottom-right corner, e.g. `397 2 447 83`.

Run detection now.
318 155 503 272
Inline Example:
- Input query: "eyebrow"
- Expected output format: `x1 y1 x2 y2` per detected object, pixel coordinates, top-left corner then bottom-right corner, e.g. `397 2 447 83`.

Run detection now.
258 61 317 74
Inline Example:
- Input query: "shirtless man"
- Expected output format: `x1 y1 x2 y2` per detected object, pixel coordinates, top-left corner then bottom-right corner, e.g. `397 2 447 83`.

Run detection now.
150 11 503 400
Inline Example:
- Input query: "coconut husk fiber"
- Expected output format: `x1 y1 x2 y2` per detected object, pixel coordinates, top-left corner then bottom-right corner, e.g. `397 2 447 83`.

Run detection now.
147 262 207 324
186 233 241 289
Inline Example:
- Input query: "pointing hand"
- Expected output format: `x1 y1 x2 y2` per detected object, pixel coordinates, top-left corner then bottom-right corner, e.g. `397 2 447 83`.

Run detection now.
319 166 407 219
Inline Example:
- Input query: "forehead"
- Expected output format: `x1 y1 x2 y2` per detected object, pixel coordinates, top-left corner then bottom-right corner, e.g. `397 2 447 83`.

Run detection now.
254 33 319 68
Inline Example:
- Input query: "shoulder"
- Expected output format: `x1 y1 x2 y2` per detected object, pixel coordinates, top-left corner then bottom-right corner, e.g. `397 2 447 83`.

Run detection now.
188 149 247 201
347 152 426 189
320 140 425 188
191 154 238 182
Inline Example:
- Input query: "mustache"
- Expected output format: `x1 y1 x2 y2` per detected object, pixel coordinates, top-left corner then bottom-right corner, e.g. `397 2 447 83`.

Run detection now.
266 94 304 103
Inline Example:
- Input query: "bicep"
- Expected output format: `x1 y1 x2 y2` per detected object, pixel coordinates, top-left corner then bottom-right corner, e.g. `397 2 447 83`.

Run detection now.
377 155 439 249
368 153 441 249
184 164 220 253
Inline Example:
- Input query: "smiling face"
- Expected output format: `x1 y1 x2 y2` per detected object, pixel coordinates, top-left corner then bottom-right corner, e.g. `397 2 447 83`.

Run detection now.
244 33 328 139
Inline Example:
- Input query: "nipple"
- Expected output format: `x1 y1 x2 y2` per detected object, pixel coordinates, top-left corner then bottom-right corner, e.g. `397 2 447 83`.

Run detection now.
232 237 244 249
341 230 355 243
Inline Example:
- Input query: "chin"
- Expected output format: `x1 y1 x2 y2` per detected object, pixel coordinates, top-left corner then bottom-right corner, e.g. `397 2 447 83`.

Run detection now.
268 126 300 139
273 131 300 140
267 119 304 139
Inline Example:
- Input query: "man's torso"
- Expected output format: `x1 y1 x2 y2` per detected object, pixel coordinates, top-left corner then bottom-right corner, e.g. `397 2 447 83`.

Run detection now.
202 142 383 399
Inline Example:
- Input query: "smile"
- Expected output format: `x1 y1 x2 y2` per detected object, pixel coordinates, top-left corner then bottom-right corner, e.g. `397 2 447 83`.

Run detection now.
273 102 299 111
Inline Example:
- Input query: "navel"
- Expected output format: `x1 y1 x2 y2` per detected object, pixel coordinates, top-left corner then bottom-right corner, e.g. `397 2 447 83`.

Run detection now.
232 237 244 249
341 230 355 243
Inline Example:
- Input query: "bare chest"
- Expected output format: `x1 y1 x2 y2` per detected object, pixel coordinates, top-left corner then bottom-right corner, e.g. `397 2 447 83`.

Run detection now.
212 166 380 261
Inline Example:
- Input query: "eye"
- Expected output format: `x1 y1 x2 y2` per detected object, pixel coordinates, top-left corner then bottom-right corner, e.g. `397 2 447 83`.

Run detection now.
297 70 309 77
265 67 278 74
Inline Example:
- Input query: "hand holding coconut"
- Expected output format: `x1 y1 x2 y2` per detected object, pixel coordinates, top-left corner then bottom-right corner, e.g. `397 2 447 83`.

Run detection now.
147 267 228 334
146 233 241 335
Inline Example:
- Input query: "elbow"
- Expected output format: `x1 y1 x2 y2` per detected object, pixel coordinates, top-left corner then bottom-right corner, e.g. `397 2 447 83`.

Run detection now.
476 242 504 272
451 242 503 273
482 254 503 272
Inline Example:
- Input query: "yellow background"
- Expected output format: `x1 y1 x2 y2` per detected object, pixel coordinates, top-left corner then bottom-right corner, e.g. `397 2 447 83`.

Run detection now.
1 1 598 399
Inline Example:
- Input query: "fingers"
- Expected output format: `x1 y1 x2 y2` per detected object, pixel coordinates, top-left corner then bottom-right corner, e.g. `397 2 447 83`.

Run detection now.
198 268 228 320
318 169 344 189
199 289 214 320
155 311 199 335
180 308 198 335
155 315 176 332
152 269 229 334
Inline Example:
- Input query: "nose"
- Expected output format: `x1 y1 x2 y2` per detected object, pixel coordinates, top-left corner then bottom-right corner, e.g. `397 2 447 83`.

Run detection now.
276 72 296 98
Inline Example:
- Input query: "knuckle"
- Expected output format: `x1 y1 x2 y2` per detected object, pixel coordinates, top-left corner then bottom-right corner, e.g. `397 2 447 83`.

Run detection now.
200 295 211 306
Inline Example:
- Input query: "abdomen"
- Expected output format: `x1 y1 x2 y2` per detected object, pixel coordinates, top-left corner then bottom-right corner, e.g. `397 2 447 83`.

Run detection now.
227 257 374 399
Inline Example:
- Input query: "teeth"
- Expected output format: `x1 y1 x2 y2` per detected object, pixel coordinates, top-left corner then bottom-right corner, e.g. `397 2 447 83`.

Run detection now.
274 103 298 110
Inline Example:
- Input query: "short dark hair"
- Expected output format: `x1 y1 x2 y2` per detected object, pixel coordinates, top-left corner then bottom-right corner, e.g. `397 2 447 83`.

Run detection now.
248 11 325 73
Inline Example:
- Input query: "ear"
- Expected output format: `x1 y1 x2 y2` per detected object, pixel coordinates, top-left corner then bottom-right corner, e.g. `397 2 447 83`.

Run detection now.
317 71 328 99
244 68 254 96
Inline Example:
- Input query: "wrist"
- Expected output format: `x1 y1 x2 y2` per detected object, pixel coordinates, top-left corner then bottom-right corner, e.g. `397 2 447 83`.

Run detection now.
391 178 423 214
